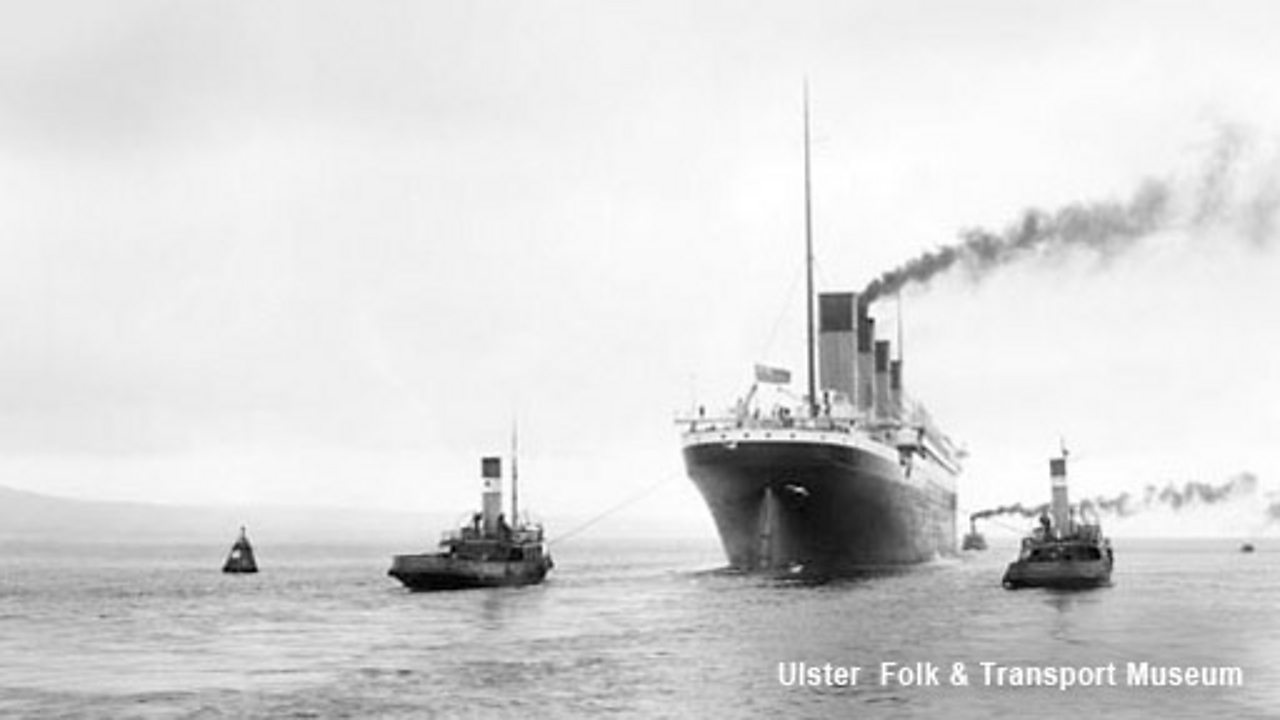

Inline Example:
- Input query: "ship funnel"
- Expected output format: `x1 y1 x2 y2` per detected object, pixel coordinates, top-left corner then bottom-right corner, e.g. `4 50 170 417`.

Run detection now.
482 456 503 536
873 340 891 419
889 358 902 418
1050 452 1070 536
857 310 875 414
818 292 858 406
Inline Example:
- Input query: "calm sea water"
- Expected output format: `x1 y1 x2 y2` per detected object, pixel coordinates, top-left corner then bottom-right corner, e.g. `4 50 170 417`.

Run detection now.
1 536 1277 718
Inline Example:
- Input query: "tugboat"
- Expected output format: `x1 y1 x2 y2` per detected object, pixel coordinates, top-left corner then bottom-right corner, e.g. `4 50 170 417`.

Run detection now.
389 440 552 591
1002 449 1113 590
222 526 258 574
961 517 987 551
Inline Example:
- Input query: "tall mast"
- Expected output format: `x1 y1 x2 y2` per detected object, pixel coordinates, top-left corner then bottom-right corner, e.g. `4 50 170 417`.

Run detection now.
803 81 817 418
510 420 519 525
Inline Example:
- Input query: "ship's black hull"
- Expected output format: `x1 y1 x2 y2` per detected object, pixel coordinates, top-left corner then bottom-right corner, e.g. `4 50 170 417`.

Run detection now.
683 438 956 574
388 553 551 592
1002 558 1112 589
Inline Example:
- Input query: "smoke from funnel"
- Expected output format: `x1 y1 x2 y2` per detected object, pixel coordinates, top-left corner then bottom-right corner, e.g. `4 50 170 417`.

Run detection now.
971 471 1260 524
1265 491 1280 524
861 126 1279 302
1077 472 1259 517
970 502 1050 523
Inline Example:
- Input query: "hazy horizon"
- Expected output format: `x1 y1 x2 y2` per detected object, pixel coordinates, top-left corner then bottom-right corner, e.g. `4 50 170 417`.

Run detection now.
4 481 1276 545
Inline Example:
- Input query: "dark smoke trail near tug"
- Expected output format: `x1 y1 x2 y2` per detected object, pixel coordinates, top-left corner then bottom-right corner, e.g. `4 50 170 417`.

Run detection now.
969 471 1261 527
677 92 962 574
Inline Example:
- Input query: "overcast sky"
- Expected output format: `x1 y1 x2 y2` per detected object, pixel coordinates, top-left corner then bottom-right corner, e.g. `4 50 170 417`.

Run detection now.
2 1 1278 536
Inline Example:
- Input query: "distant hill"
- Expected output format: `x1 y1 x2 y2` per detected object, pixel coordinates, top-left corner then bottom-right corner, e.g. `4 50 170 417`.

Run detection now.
0 485 448 546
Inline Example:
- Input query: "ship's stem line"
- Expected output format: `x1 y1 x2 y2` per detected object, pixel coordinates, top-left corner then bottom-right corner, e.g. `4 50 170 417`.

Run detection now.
547 475 678 546
759 486 775 569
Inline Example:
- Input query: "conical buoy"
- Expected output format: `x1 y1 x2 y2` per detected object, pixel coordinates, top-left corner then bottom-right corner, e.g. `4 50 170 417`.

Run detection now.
222 526 259 573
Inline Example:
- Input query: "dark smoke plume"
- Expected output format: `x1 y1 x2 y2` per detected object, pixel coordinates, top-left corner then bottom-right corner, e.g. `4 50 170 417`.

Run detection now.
971 472 1259 524
970 502 1049 522
1265 491 1280 525
861 127 1278 302
1077 472 1259 517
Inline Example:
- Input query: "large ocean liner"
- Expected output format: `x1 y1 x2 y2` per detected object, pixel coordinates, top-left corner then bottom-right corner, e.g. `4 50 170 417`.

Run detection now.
678 100 962 574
